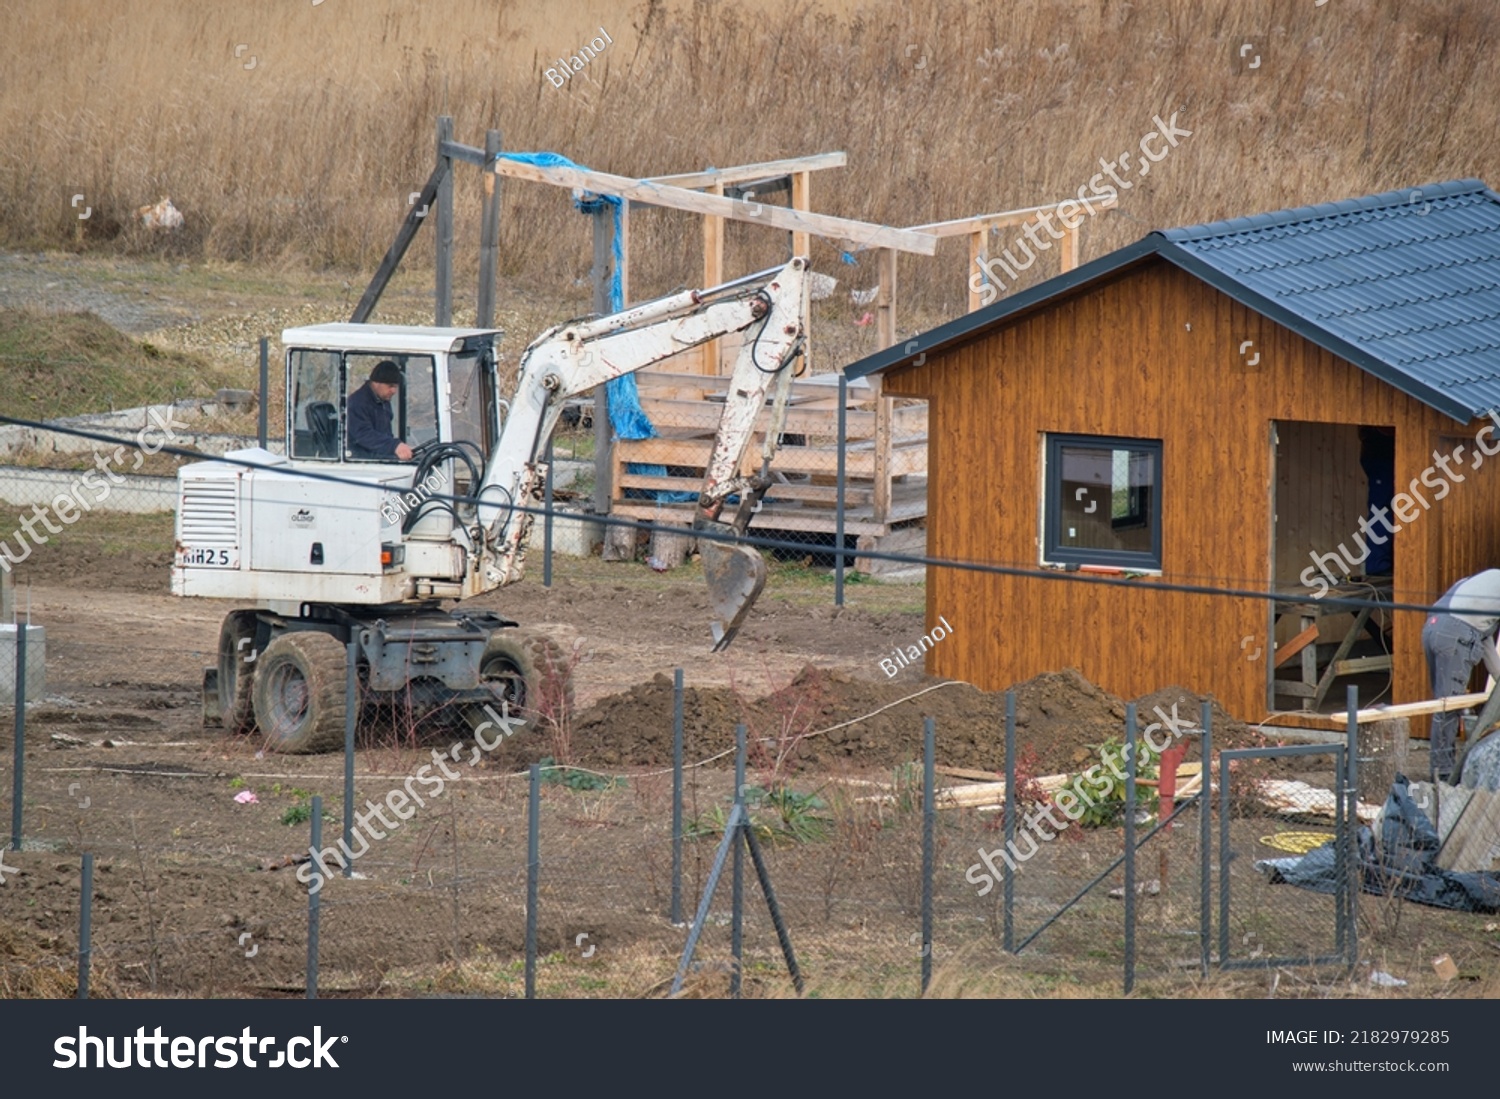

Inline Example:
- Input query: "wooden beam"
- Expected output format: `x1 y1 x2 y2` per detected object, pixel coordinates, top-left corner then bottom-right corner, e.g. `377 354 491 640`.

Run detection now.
646 152 847 189
350 160 445 324
434 115 454 327
1330 690 1491 726
1332 654 1395 677
476 128 502 329
700 181 724 376
909 202 1077 237
489 156 938 255
1273 623 1320 668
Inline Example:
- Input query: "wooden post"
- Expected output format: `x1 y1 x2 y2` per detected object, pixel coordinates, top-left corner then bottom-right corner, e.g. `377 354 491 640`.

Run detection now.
1059 225 1079 273
968 229 986 312
700 182 724 375
591 206 615 517
476 128 502 329
434 115 454 327
792 170 812 371
875 248 898 350
872 374 893 527
649 526 695 570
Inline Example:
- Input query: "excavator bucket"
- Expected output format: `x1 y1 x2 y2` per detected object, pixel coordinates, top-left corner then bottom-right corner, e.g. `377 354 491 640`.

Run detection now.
702 539 767 651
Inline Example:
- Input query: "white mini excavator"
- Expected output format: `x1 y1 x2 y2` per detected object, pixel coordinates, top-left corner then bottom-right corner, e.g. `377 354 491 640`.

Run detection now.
173 259 811 752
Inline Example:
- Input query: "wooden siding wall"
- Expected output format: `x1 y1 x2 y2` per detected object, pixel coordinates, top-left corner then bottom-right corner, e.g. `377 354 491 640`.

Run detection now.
882 259 1500 722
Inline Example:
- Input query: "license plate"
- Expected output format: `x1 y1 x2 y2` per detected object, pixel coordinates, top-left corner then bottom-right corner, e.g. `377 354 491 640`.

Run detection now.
177 546 238 568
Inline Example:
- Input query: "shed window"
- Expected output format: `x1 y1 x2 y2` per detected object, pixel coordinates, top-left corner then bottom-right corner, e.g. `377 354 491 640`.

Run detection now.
1043 434 1162 569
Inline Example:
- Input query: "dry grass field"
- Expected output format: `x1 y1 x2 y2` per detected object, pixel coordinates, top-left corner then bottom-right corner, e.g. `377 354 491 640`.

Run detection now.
3 0 1498 316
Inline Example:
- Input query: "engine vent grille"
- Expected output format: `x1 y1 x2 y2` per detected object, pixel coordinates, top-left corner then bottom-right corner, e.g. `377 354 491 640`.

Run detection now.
179 478 239 546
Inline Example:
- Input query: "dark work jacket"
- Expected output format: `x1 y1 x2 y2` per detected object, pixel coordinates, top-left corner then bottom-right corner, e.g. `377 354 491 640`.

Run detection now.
347 382 397 458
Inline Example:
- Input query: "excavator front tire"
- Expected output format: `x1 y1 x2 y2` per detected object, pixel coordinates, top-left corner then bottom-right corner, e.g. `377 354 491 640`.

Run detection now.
479 628 574 732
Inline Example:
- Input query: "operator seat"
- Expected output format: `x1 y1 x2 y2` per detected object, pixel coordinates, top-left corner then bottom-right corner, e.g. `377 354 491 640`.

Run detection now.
307 401 339 458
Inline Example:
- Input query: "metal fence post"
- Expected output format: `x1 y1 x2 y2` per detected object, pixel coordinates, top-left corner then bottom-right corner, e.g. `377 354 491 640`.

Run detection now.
77 853 93 1000
834 373 847 606
1218 729 1232 968
1003 690 1016 953
257 336 269 449
11 619 25 851
731 724 746 998
1199 700 1212 977
307 795 321 999
543 438 554 589
434 115 454 326
670 668 684 925
526 762 540 999
1345 685 1360 967
921 716 935 994
344 641 357 877
1123 703 1137 995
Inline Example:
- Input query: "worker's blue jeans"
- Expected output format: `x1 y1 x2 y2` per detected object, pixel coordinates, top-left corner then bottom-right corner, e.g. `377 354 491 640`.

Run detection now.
1421 613 1482 781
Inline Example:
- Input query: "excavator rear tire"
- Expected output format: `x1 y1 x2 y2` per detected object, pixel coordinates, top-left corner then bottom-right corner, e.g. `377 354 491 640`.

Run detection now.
251 631 349 754
480 628 574 732
216 611 260 735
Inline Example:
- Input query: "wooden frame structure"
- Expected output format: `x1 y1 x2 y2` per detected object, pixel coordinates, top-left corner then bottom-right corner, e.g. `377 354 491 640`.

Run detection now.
351 117 1099 564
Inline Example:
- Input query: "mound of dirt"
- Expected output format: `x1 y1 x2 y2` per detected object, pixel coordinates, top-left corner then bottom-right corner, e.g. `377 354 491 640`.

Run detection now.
538 665 1268 777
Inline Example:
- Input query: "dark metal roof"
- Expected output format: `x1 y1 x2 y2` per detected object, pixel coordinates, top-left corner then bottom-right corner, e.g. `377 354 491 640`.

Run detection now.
846 179 1500 423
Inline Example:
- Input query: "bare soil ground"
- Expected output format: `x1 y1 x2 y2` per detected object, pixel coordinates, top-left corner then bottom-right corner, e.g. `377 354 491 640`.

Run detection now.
2 538 1495 999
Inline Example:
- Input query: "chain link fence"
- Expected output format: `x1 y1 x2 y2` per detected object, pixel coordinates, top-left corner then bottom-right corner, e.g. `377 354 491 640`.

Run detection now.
4 635 1379 998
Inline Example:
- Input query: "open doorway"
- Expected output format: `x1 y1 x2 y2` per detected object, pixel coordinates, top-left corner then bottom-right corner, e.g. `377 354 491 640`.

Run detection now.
1269 420 1395 712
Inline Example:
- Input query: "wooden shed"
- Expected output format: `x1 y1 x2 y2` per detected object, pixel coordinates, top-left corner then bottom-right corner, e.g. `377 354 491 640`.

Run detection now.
844 180 1500 725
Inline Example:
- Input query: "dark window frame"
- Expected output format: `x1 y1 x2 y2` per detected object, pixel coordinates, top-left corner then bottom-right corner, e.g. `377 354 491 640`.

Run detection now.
1043 432 1163 570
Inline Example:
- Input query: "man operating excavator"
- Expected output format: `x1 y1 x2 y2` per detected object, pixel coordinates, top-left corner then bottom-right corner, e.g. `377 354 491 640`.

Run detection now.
348 359 415 461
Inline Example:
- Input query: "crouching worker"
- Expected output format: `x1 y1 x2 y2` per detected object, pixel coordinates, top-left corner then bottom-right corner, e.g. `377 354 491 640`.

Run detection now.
1422 568 1500 782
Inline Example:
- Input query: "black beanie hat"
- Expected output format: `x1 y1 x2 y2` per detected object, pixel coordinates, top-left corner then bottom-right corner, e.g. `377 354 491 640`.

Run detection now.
370 360 403 385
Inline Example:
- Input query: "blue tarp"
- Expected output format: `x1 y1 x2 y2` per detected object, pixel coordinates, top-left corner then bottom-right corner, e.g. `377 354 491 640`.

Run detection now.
496 152 689 500
1257 774 1500 912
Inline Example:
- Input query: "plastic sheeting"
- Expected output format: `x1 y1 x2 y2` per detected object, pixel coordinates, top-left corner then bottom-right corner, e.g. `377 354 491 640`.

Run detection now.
1257 774 1500 912
496 152 689 500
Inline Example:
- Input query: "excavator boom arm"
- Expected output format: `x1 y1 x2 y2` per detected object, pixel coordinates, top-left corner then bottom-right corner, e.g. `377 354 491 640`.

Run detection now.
474 258 810 647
